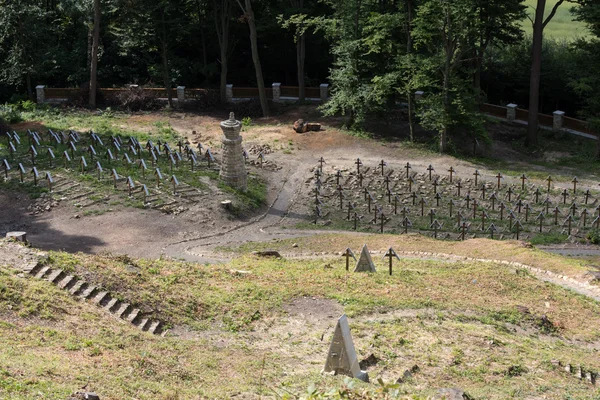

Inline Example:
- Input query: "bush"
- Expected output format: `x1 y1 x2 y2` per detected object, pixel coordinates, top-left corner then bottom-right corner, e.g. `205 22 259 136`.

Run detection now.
0 104 23 124
587 229 600 244
113 87 162 111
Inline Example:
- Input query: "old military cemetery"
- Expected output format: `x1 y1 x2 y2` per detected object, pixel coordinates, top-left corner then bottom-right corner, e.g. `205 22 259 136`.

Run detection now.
303 156 600 242
0 114 255 216
5 0 600 396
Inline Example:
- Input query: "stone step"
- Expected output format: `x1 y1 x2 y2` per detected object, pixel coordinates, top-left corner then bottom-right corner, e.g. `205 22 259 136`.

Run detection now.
27 263 44 276
79 285 98 300
45 269 65 284
148 321 162 335
69 280 87 296
71 191 94 201
115 303 132 319
56 275 76 290
127 308 140 323
98 292 112 307
137 318 151 331
104 297 120 312
92 291 109 305
34 266 51 279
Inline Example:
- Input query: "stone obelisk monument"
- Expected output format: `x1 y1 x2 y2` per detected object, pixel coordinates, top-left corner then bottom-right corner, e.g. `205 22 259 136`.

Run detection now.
219 112 247 191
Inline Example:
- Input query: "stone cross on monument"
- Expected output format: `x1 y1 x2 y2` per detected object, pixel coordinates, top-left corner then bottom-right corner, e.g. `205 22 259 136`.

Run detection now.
219 112 247 191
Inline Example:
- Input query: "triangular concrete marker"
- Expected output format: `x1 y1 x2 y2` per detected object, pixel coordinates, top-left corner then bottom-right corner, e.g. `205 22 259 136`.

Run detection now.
323 314 369 382
354 244 376 272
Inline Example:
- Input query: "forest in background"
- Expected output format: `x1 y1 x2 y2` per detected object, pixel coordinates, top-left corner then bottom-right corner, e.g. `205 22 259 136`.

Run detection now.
1 0 600 152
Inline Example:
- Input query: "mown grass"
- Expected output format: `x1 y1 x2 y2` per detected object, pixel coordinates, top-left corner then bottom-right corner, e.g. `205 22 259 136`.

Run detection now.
222 233 591 278
522 0 590 40
2 242 600 398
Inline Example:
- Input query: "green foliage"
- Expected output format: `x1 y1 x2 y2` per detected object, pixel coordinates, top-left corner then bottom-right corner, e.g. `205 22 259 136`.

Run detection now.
530 232 569 245
241 116 252 129
586 229 600 244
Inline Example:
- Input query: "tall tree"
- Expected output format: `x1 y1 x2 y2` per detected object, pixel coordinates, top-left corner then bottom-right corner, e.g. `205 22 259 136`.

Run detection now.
214 0 232 104
526 0 570 146
89 0 101 108
413 0 481 153
0 0 49 99
289 0 306 103
473 0 526 102
237 0 270 117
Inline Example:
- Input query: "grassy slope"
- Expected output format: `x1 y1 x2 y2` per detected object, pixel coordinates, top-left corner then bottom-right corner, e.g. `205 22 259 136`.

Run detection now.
522 0 589 39
2 240 600 399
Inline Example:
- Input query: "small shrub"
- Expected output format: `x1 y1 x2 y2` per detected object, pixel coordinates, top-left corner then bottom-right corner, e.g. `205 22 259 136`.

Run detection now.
241 116 252 129
587 229 600 244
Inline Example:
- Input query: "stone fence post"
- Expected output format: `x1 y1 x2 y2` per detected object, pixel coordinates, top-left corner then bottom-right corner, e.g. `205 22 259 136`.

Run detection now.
35 85 45 104
553 110 565 130
506 103 517 121
272 83 281 102
177 86 185 104
226 84 233 103
414 91 424 101
320 83 329 103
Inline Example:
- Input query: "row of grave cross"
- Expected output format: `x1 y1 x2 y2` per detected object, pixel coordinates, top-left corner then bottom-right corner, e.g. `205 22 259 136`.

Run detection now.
311 157 598 238
6 129 269 169
342 245 401 275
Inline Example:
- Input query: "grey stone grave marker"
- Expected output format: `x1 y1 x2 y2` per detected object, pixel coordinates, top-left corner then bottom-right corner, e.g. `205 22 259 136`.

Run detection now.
354 244 376 273
323 314 369 382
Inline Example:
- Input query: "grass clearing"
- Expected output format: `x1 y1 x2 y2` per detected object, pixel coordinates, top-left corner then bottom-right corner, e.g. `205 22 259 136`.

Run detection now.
2 244 600 398
522 0 590 40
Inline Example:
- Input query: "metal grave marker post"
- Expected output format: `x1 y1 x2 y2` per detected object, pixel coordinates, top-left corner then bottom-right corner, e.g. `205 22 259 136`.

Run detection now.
318 157 325 173
142 184 149 203
585 189 591 205
96 161 103 180
171 175 179 195
564 215 574 236
431 219 442 239
534 188 541 203
379 159 386 176
473 169 480 186
496 173 503 189
2 159 10 179
582 208 589 228
155 168 163 188
383 247 400 275
342 248 356 271
520 174 527 190
524 203 531 222
487 223 498 239
536 212 545 232
404 162 411 178
427 164 435 181
490 192 497 210
139 159 147 178
127 177 135 196
80 156 87 174
572 177 578 194
354 244 376 272
456 180 462 197
553 206 561 225
562 189 569 205
46 172 53 192
355 158 362 175
323 315 369 382
18 163 25 183
112 169 119 188
47 148 55 167
30 145 38 165
31 167 39 186
448 167 455 183
402 216 412 234
514 219 523 240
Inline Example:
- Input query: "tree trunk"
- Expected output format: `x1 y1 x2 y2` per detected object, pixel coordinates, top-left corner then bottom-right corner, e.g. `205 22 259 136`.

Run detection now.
526 0 546 147
474 47 484 103
160 10 174 108
297 32 306 103
26 72 33 101
406 0 414 142
441 53 450 154
244 0 270 117
89 0 100 109
216 0 231 104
